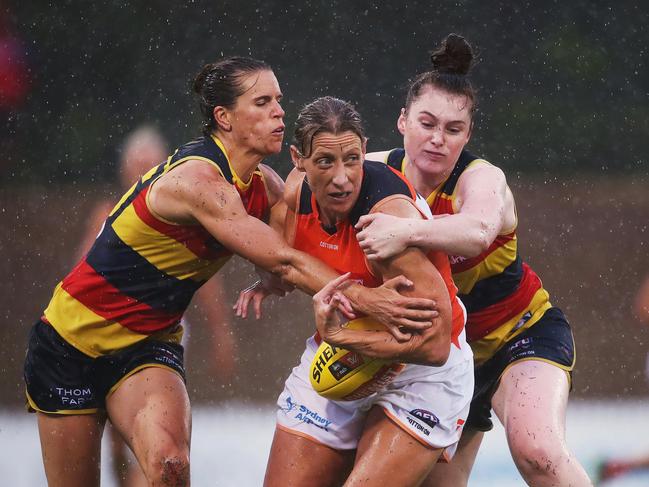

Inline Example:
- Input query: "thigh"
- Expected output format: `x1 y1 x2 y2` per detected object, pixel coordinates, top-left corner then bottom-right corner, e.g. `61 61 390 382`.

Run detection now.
492 359 570 444
106 366 191 474
421 428 484 487
264 426 354 487
37 412 106 487
467 307 576 432
349 406 443 487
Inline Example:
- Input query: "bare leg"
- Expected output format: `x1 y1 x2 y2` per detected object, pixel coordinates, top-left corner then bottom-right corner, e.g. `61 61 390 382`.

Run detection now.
347 406 443 487
264 427 354 487
37 412 106 487
107 367 191 487
108 421 149 487
492 360 592 487
421 427 484 487
109 422 130 486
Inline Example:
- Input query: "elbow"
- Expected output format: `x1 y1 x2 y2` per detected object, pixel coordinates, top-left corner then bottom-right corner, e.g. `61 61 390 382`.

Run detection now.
418 316 452 366
265 249 296 281
421 343 450 367
464 225 493 258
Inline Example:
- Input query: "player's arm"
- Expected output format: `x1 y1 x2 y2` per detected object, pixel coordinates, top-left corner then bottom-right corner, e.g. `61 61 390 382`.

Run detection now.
356 162 509 259
151 160 437 331
233 164 296 319
317 197 453 366
634 276 649 325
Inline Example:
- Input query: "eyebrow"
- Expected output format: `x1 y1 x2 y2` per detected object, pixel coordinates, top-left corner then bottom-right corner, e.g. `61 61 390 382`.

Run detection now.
419 110 467 124
312 146 361 158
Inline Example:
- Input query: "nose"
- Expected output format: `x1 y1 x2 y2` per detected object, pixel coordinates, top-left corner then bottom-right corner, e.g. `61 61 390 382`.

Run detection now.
272 99 285 118
430 127 444 146
331 163 349 187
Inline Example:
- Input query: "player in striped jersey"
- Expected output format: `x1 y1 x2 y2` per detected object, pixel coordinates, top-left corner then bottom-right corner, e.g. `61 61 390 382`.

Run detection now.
23 57 437 487
356 35 592 486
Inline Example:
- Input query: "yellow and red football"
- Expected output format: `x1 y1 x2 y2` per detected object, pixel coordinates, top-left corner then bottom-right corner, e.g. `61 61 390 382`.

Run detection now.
309 317 404 401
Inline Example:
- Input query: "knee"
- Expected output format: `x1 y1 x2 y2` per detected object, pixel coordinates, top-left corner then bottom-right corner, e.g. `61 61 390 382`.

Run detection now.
144 450 190 486
510 439 567 481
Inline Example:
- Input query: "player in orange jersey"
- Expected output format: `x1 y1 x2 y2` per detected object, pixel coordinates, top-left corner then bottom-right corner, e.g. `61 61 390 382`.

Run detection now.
24 58 437 487
236 96 473 487
355 34 592 486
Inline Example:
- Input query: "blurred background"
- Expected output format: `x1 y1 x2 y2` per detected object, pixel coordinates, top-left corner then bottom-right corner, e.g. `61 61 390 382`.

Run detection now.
1 0 648 485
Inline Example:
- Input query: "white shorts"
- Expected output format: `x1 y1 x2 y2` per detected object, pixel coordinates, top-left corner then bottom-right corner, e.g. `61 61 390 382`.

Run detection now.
276 330 474 459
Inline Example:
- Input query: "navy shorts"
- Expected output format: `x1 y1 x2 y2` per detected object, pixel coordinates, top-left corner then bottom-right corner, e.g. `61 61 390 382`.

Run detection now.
466 307 575 431
24 320 185 414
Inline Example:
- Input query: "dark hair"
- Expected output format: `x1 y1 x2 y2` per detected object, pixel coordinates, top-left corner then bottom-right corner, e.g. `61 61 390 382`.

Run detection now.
293 96 365 158
405 34 477 116
193 56 271 135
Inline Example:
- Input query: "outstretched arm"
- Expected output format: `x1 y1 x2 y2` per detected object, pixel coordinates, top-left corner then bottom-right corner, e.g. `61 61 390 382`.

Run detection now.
150 160 437 331
356 162 510 259
634 276 649 325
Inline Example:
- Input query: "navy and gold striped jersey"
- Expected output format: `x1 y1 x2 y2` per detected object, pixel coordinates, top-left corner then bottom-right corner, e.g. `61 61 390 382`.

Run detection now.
44 135 270 357
386 148 551 364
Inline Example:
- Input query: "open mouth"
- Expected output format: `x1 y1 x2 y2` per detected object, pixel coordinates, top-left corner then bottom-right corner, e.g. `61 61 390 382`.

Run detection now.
328 191 352 201
272 126 285 136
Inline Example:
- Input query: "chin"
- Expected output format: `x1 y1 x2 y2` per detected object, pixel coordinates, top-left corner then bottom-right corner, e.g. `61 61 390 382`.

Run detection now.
266 142 283 155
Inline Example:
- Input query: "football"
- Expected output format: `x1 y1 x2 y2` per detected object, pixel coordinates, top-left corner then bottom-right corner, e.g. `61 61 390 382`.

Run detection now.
309 317 404 401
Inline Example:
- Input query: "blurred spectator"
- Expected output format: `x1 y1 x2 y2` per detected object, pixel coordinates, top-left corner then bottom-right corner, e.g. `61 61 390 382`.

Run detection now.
76 125 237 487
0 7 30 112
596 275 649 484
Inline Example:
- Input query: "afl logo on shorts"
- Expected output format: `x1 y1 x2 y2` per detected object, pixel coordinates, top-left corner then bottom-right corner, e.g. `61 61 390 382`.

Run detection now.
409 409 440 430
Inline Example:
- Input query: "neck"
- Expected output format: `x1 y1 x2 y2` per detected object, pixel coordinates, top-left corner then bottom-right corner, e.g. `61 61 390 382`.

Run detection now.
213 131 264 183
403 160 449 198
319 208 344 229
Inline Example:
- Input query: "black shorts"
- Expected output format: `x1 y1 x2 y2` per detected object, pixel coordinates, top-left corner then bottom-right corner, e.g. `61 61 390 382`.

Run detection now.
24 320 185 414
466 307 575 431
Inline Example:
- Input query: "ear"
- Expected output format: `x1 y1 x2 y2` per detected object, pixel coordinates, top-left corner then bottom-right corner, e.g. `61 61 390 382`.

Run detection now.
361 137 368 156
289 145 306 172
213 106 232 132
397 108 407 136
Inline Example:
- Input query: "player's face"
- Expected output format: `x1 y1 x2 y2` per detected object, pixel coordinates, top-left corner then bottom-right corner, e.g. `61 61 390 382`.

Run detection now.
292 131 365 225
398 86 472 181
229 70 285 156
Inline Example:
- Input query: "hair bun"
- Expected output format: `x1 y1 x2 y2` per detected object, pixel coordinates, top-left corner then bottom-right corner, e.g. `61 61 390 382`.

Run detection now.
192 63 214 94
430 33 474 75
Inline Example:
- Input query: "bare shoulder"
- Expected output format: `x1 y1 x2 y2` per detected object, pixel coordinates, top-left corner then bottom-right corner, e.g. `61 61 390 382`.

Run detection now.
459 159 507 193
259 163 285 207
283 167 306 212
365 150 391 163
150 159 233 223
456 159 516 229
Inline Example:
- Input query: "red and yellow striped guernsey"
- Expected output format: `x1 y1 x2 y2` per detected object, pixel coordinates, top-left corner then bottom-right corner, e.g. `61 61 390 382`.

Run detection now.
289 159 466 349
386 149 551 364
43 135 270 357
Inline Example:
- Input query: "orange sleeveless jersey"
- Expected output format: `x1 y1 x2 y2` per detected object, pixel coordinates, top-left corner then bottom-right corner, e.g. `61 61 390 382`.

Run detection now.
289 160 465 348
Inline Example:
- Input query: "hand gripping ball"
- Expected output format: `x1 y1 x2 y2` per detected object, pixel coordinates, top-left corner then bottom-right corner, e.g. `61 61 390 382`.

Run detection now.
309 317 405 401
